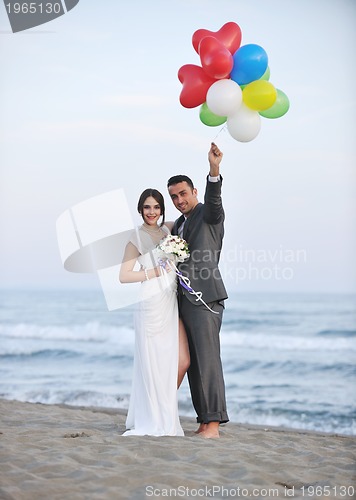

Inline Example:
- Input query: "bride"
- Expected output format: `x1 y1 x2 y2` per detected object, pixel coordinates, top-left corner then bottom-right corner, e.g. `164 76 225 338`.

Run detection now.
119 188 190 436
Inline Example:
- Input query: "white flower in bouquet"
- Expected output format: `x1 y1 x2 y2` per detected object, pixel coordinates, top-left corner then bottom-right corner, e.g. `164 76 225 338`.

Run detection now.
157 235 190 264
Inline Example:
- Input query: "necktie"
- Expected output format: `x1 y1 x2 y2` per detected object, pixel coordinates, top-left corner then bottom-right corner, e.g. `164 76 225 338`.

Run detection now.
178 219 185 237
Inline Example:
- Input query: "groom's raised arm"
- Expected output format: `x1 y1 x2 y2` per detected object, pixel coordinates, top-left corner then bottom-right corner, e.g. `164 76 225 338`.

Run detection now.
204 142 224 225
208 142 223 177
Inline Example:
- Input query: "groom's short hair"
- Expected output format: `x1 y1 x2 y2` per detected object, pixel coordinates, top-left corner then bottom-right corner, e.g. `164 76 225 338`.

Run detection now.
167 175 194 190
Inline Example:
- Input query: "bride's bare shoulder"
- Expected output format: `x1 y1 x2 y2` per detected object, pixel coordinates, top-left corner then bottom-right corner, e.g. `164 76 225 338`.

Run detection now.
164 221 174 231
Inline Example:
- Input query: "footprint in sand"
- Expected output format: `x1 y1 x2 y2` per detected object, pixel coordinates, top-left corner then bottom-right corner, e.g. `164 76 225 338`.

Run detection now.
64 432 90 438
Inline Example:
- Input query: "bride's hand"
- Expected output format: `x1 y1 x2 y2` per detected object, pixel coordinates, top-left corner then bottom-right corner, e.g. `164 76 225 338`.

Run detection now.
159 260 173 273
154 266 162 277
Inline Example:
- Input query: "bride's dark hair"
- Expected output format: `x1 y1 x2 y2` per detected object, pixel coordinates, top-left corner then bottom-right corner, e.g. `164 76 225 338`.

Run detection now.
137 188 165 226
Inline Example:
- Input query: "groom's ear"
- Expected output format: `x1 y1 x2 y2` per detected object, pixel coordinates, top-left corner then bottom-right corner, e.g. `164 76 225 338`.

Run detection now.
193 188 198 197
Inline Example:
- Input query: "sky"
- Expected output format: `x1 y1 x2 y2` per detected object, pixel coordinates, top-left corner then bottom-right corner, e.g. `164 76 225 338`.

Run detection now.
0 0 355 294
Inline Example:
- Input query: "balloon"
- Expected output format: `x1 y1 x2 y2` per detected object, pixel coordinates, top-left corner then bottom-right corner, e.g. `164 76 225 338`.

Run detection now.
240 67 270 90
178 64 217 108
259 89 290 118
260 66 270 81
206 79 242 117
231 44 268 85
192 22 242 55
178 21 289 141
227 103 261 142
243 80 277 111
199 103 227 127
199 36 233 79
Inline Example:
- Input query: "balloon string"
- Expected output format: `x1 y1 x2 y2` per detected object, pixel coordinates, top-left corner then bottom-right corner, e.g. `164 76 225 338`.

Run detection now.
212 123 227 142
165 261 219 315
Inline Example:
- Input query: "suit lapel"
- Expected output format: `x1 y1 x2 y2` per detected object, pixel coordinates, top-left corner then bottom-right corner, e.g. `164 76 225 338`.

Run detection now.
183 203 202 240
173 215 185 236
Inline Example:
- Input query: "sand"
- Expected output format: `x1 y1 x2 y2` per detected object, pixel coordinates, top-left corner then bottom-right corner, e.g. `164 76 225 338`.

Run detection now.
0 399 355 500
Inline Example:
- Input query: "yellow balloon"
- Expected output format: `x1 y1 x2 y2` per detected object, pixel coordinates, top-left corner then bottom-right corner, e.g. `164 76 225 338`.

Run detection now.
243 80 277 111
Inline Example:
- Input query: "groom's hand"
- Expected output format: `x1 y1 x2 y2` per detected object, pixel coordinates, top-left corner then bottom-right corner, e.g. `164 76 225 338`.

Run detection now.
209 142 223 177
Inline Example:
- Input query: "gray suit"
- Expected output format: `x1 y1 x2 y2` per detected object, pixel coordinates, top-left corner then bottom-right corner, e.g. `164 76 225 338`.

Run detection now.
173 177 229 424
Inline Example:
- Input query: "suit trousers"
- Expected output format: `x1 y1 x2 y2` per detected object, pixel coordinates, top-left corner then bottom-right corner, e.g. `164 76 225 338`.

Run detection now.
179 294 229 424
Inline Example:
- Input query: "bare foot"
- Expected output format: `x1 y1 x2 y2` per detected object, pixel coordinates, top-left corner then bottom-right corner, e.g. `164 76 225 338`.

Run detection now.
199 429 220 439
195 423 207 434
199 422 220 439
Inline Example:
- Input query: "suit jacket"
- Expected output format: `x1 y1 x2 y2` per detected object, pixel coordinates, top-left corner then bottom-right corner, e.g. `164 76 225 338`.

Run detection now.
172 176 228 305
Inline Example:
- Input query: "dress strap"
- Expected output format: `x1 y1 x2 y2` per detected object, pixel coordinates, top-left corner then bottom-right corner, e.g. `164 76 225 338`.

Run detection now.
129 227 144 254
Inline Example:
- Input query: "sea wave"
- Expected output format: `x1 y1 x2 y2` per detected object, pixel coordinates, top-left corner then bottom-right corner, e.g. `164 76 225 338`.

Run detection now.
317 329 356 337
1 322 355 353
0 322 135 343
0 391 131 410
229 405 356 436
0 349 81 359
220 330 356 352
1 391 354 436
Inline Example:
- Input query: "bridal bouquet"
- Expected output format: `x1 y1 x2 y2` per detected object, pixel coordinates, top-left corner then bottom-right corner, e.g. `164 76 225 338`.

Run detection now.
156 234 218 315
157 235 189 264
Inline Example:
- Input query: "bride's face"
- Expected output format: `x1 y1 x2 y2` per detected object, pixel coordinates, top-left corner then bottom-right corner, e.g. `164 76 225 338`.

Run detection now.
142 196 162 226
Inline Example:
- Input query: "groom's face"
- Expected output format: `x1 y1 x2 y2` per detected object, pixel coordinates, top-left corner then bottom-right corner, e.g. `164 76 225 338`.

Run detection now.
168 181 198 217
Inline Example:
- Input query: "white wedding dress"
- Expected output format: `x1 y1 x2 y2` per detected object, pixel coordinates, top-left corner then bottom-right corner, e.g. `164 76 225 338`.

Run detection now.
123 225 184 437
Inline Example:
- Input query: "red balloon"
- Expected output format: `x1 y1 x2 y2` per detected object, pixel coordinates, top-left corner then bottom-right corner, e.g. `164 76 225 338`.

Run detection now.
192 22 242 55
199 36 233 79
178 64 217 108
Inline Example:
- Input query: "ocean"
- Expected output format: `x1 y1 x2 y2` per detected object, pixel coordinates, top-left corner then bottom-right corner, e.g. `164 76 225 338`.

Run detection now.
0 289 355 436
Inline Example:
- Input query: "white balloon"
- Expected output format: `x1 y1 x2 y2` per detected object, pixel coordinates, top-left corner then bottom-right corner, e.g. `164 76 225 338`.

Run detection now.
227 103 261 142
206 79 242 117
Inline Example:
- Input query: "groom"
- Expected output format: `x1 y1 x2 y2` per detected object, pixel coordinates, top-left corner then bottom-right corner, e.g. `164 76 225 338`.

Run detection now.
167 142 229 438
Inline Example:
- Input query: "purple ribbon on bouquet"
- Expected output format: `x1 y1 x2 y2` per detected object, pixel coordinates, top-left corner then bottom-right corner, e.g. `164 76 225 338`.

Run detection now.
177 273 194 293
159 259 219 315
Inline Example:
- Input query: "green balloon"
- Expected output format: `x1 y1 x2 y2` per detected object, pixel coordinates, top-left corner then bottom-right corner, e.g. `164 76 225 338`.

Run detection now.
239 68 270 91
260 66 270 81
199 102 227 127
240 67 269 91
259 89 290 119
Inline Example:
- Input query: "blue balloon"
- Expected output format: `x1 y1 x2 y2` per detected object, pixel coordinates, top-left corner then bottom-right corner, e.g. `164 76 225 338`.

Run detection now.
231 44 268 85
